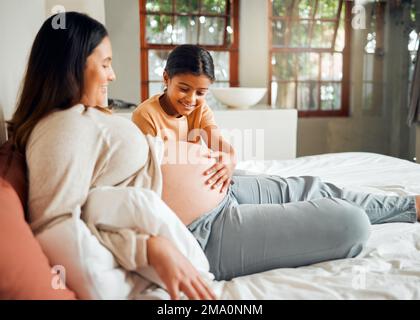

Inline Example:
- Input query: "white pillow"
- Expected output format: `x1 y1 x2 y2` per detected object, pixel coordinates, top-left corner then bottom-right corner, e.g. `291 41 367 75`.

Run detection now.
35 187 214 299
36 210 152 299
82 186 214 289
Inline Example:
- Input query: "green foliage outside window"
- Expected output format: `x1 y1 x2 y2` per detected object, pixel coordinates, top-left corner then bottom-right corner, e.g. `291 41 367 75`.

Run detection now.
145 0 231 46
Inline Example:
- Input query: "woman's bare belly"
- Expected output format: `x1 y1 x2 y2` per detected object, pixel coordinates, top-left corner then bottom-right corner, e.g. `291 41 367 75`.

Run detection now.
161 141 227 225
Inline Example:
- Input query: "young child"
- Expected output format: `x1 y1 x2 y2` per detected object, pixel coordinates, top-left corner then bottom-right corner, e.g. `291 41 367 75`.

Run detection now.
132 44 236 193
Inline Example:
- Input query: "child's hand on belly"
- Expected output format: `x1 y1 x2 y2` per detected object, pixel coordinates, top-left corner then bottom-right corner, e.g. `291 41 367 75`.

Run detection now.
204 151 236 193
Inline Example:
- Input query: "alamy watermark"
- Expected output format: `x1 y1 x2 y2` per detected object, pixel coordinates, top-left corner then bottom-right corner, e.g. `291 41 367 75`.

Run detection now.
161 127 265 164
351 265 368 290
51 5 66 30
51 265 67 290
352 4 367 30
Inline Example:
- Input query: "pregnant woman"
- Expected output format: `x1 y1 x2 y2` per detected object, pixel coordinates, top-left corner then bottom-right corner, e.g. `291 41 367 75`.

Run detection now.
10 12 419 300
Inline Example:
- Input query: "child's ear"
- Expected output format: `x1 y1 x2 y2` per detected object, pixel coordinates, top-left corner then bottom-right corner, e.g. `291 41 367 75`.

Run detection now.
163 71 169 86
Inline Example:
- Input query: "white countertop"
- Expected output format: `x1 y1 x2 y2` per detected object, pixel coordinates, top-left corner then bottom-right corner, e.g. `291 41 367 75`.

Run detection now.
112 104 295 113
112 105 297 160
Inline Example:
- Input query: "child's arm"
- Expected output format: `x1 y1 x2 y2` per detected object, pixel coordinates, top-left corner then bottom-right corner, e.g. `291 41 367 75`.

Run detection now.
201 125 237 193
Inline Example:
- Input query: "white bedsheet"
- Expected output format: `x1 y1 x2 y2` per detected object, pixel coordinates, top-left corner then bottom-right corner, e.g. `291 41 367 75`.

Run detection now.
139 152 420 300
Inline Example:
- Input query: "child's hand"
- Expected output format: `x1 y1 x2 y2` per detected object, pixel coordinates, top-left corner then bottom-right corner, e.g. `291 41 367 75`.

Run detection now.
204 151 236 193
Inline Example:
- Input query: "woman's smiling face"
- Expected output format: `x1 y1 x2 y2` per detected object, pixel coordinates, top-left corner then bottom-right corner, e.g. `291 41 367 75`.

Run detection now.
163 72 212 117
82 36 116 107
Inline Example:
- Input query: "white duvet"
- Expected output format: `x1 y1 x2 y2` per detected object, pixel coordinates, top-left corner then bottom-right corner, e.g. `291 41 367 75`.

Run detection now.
140 152 420 300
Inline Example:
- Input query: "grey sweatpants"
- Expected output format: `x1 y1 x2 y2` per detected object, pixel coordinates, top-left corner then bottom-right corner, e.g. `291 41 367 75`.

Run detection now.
187 175 417 281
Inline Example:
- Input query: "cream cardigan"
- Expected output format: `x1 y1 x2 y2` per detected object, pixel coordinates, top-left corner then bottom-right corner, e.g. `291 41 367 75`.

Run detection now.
26 105 212 293
26 105 164 270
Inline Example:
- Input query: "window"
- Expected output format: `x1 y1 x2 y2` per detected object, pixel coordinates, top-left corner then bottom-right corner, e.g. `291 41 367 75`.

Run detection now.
269 0 352 117
139 0 239 105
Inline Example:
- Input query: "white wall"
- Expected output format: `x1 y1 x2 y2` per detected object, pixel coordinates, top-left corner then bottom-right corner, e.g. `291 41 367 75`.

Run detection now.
104 0 140 104
45 0 105 23
0 0 46 122
239 0 269 101
0 0 106 126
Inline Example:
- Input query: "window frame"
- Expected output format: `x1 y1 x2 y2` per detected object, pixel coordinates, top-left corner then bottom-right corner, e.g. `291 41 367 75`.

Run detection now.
139 0 240 102
268 0 352 117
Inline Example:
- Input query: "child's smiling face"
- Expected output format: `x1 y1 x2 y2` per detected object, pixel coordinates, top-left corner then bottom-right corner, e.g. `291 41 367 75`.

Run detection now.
162 72 212 117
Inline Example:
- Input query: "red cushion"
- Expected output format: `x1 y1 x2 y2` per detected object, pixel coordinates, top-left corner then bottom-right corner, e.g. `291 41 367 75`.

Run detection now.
0 141 76 300
0 141 27 207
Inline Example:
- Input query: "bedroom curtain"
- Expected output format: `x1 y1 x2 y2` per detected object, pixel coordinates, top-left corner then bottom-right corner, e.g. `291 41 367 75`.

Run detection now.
407 36 420 126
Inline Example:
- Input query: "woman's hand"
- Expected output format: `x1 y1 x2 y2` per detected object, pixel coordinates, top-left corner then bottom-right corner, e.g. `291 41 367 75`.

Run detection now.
204 151 236 193
147 235 217 300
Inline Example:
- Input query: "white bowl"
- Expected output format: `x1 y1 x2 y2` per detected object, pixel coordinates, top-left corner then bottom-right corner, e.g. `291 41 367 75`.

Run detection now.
210 87 267 109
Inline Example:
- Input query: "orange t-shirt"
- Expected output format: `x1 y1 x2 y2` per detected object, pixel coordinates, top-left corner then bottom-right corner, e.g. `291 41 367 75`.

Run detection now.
132 94 217 143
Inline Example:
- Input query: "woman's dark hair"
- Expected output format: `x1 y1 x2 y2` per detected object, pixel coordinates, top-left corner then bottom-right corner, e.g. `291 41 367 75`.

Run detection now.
8 11 108 152
165 44 215 82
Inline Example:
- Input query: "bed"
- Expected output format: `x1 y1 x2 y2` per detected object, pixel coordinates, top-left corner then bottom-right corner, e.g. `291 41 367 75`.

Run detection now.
2 107 420 299
137 151 420 300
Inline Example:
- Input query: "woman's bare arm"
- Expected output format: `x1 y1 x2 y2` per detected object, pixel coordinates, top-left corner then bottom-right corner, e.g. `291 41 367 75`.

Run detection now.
147 235 217 300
